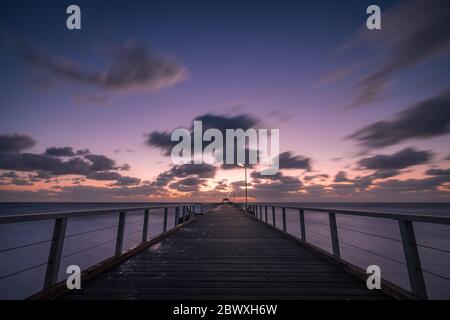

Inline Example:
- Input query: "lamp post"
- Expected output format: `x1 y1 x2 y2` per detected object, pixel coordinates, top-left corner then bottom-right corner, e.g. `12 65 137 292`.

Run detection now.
238 163 248 210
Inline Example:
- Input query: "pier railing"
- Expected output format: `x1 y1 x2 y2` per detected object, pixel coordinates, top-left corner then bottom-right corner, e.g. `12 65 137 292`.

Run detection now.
0 203 216 297
239 203 450 299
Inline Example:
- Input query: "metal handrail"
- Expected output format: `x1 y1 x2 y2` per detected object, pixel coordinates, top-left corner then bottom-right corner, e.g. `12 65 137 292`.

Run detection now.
240 202 450 299
0 204 200 224
0 202 214 294
249 204 450 225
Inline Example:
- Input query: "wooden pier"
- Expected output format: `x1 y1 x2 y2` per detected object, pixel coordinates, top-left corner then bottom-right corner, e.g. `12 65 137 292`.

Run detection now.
4 202 448 299
60 204 390 300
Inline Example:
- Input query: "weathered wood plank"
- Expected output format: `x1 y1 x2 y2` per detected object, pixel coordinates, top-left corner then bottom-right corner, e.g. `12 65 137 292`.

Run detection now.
61 204 391 300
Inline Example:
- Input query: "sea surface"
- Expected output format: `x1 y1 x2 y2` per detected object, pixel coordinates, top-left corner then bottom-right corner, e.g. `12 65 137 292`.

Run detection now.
0 202 449 299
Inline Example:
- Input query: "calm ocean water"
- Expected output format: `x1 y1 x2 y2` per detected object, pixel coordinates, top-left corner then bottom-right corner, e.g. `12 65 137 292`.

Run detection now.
0 202 449 299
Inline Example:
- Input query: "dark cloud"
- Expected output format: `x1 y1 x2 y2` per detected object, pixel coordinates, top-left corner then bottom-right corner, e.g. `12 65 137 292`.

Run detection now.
146 131 174 156
0 133 141 188
348 89 450 148
332 168 401 192
155 163 217 183
369 175 450 193
370 169 401 180
146 113 309 172
150 163 217 190
35 170 53 180
1 171 20 179
167 163 216 179
302 174 329 182
109 176 142 187
118 163 131 171
426 168 450 176
345 0 450 107
246 171 303 200
145 113 261 162
279 152 311 170
334 171 349 182
10 37 187 92
299 171 449 201
45 146 75 157
86 171 122 181
11 178 33 186
357 148 432 170
193 113 259 133
214 179 229 191
0 133 36 154
84 154 118 171
76 149 90 156
250 171 284 181
0 153 90 175
168 177 207 192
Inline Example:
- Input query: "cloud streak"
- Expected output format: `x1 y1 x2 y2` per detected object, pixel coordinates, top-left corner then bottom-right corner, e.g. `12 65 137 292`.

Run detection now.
9 37 187 93
331 0 450 107
348 88 450 148
357 148 432 170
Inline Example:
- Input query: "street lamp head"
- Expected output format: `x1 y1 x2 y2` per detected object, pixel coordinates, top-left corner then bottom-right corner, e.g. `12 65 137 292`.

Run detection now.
238 163 244 167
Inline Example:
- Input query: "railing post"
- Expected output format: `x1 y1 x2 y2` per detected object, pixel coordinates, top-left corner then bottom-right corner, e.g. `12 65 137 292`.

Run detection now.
299 209 306 241
43 218 67 289
282 207 287 232
163 207 168 232
175 207 179 226
272 206 276 226
398 220 427 299
265 206 268 223
182 206 186 220
115 211 126 256
328 212 340 258
142 209 149 244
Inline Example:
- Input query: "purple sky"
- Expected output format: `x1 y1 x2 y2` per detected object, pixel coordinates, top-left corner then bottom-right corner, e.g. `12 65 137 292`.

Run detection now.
0 0 449 202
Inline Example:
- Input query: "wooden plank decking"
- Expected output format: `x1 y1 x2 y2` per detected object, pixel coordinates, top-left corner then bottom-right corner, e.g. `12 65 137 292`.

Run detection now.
61 204 390 300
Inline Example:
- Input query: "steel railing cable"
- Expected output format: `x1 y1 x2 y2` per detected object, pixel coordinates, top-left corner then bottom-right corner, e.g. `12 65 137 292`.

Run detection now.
61 238 117 259
126 219 145 226
299 227 404 266
124 229 143 238
416 243 450 255
0 238 54 253
336 225 402 243
419 268 450 282
65 223 119 239
305 228 331 239
0 261 48 280
304 219 329 227
295 222 450 283
338 240 405 265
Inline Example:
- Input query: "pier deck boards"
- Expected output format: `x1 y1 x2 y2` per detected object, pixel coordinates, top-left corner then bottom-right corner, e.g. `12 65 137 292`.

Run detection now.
61 204 390 300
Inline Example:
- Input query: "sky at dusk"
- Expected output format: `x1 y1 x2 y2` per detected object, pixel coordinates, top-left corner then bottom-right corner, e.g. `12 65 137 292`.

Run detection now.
0 0 449 202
